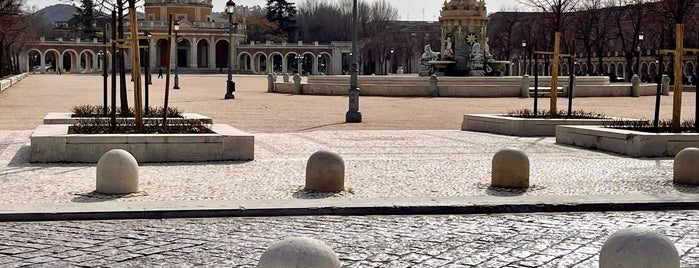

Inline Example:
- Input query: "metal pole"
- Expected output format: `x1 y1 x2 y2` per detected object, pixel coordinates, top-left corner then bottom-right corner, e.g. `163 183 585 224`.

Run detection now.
346 0 362 123
173 30 180 90
534 53 539 117
110 11 117 130
568 56 574 117
654 54 663 130
225 13 235 99
637 46 641 77
102 28 108 116
145 35 150 109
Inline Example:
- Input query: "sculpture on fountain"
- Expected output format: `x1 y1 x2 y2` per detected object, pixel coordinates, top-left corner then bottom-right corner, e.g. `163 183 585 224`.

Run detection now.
419 45 441 76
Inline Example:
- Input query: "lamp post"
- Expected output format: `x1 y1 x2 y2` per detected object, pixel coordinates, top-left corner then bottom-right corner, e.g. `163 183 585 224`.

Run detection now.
389 48 394 74
225 0 237 99
346 0 362 123
522 39 527 75
144 31 152 109
637 32 644 78
173 21 180 90
296 53 303 75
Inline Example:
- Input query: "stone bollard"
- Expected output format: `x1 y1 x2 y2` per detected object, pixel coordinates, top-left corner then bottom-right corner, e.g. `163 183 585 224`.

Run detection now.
491 148 529 188
283 72 290 83
305 150 345 192
267 73 275 93
293 73 302 94
631 74 640 97
599 227 680 268
258 237 341 268
521 75 530 98
674 147 699 185
272 73 278 82
429 74 439 97
662 74 670 96
96 149 139 194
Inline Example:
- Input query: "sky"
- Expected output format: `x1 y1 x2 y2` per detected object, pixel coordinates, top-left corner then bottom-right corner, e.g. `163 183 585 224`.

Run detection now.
25 0 530 21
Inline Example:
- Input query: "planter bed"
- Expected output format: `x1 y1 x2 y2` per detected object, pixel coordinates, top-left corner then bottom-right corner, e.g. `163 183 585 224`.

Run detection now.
556 125 699 157
30 124 254 163
461 114 617 136
43 112 213 125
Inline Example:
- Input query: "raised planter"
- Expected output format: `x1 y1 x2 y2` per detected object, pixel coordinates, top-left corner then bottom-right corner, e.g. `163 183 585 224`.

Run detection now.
30 124 254 163
462 114 616 136
43 112 213 125
556 125 699 157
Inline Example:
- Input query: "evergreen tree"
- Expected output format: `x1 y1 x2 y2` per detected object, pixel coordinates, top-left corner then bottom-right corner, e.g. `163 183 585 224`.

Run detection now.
74 0 97 39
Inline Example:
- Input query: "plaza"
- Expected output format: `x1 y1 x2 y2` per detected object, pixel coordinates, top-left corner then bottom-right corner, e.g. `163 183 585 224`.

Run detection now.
0 74 698 266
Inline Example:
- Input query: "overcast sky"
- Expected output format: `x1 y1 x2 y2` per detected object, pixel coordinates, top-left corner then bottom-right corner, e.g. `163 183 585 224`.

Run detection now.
25 0 531 21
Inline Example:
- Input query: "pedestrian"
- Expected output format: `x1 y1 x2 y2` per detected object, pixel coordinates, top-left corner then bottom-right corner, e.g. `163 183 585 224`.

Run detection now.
158 68 163 79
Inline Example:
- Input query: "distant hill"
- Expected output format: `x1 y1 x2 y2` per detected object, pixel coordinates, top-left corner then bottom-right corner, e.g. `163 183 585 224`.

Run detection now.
33 4 77 26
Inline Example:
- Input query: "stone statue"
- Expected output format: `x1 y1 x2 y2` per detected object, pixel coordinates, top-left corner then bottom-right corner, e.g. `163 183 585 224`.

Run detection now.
469 42 485 76
419 45 441 76
443 34 454 60
484 37 493 60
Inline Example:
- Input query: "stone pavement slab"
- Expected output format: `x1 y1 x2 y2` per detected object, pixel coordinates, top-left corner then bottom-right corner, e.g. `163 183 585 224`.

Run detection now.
0 211 697 267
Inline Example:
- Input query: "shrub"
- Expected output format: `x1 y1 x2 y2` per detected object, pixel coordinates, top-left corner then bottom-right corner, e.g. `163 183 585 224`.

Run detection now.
507 109 607 119
71 105 183 118
68 118 212 134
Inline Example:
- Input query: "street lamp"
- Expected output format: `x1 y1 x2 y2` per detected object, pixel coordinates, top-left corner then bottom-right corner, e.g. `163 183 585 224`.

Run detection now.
522 39 527 75
637 32 644 79
225 0 237 99
389 48 394 75
346 0 361 123
296 53 303 75
173 21 180 90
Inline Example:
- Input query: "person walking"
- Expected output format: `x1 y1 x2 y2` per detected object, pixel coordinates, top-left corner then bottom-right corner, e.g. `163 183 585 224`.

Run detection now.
158 68 163 79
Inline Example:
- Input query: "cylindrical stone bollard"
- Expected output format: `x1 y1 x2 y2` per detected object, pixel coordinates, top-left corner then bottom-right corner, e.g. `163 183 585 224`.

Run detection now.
305 150 345 192
429 74 439 97
283 72 290 83
491 148 529 188
96 149 139 194
662 74 670 96
599 227 680 268
257 237 341 268
267 73 275 93
631 74 640 97
293 73 302 94
521 75 530 98
674 147 699 185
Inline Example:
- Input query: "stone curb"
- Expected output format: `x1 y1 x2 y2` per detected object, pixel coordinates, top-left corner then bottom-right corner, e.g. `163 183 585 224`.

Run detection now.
1 193 698 222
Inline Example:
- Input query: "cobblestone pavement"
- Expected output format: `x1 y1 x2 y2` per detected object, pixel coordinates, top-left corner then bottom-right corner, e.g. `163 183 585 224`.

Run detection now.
0 211 697 267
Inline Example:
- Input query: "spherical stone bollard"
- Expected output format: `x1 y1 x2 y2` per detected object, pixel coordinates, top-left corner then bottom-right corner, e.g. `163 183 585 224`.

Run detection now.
257 237 341 268
599 227 680 268
491 148 529 188
96 149 139 194
674 147 699 185
305 150 345 192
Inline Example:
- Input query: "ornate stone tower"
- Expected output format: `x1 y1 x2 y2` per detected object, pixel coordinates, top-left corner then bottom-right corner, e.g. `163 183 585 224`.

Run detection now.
144 0 214 22
439 0 489 73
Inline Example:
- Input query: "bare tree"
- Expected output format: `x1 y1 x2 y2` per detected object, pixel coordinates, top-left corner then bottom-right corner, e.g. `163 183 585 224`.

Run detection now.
574 0 614 75
0 0 37 77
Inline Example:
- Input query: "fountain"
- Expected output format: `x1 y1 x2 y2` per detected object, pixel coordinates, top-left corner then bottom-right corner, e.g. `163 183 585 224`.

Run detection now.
420 0 511 77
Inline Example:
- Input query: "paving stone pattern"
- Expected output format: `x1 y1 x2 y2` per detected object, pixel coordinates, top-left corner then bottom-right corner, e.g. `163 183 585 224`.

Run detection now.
0 211 698 267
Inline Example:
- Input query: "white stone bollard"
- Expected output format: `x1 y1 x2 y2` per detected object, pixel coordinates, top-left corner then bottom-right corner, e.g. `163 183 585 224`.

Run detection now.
96 149 139 194
257 237 341 268
599 227 680 268
491 148 529 188
305 150 345 192
631 74 640 97
674 147 699 185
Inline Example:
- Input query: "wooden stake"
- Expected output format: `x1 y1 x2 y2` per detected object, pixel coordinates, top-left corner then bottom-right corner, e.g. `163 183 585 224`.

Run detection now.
129 7 143 132
550 32 561 116
163 14 174 128
673 23 684 130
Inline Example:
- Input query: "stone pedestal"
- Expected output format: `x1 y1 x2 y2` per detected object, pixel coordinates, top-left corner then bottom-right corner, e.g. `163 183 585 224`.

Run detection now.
631 74 640 97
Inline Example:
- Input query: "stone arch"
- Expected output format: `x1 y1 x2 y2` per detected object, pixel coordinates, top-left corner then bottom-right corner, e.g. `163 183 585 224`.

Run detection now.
79 49 97 73
286 52 302 74
238 52 252 71
603 63 609 74
176 37 191 68
215 39 229 69
197 39 210 68
616 64 624 80
685 61 695 76
561 63 569 76
610 63 617 76
581 63 588 74
649 62 658 82
318 52 332 74
44 49 60 73
61 49 79 73
27 49 42 73
270 52 283 73
252 52 268 74
156 39 169 68
301 52 316 75
641 62 649 82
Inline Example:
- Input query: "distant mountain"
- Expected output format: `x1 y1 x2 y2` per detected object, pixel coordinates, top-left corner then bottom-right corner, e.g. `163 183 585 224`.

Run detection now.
33 4 77 26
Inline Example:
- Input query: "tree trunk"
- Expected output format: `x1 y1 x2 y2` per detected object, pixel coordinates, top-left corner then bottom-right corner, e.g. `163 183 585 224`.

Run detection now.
672 23 684 130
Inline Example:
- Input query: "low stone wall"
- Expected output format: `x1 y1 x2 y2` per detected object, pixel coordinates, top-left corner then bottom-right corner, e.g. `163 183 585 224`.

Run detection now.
273 75 656 98
462 114 618 136
556 125 699 157
0 73 29 93
30 124 254 163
